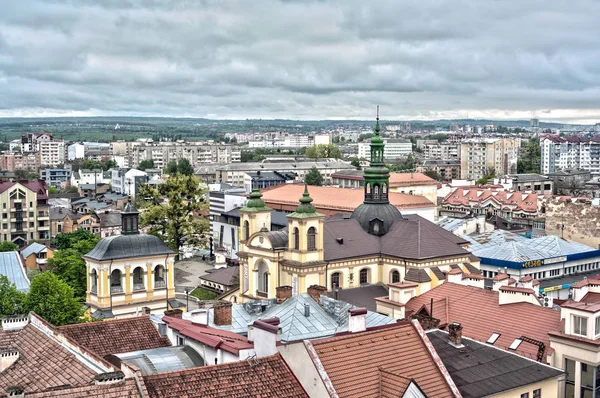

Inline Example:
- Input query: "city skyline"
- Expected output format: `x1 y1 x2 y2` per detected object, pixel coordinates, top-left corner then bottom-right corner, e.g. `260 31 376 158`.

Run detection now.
1 1 600 123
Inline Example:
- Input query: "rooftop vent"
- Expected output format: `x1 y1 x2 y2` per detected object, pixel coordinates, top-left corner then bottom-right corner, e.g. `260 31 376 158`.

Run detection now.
336 237 344 244
304 303 310 317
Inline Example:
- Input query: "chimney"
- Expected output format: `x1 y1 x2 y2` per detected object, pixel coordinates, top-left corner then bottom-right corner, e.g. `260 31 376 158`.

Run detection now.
304 303 310 317
348 308 367 333
142 307 151 315
446 268 463 284
448 322 464 348
276 286 293 304
190 309 208 326
248 317 280 358
1 316 28 331
213 301 233 326
307 285 327 304
0 349 19 373
5 386 24 398
94 371 126 385
164 309 183 319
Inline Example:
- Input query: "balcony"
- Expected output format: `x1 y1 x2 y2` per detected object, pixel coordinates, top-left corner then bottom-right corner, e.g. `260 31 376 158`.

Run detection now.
38 226 50 231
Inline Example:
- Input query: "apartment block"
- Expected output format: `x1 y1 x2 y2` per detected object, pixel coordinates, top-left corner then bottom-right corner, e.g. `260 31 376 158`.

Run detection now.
421 142 460 160
39 139 65 167
0 180 50 246
0 152 40 172
357 139 411 160
540 135 600 174
130 142 241 169
460 138 519 180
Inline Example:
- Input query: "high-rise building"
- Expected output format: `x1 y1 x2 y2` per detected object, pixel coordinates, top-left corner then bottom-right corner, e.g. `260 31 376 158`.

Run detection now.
357 139 411 160
460 138 519 180
0 180 50 246
540 135 600 174
129 142 241 169
39 140 65 167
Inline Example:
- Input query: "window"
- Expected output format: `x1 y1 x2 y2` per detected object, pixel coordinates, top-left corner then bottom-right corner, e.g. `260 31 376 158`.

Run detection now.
29 211 34 217
58 224 62 233
293 227 299 250
573 315 588 336
90 269 97 293
391 270 400 284
231 227 236 251
132 267 144 290
487 333 501 345
360 269 369 285
331 272 340 290
307 227 316 251
520 393 529 398
1 224 6 230
243 220 249 241
509 339 522 350
110 269 123 293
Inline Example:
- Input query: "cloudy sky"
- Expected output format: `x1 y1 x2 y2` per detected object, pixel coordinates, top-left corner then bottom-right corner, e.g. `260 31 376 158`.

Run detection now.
1 0 600 122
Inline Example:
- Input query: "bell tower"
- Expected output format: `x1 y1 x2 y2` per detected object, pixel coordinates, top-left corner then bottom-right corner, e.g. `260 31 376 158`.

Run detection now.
239 184 272 250
363 106 390 204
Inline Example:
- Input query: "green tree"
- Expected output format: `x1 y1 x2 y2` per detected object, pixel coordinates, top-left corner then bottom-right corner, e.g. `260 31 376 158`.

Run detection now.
350 158 361 169
138 174 209 259
423 169 442 181
165 159 179 174
305 144 342 159
0 275 26 317
304 166 324 186
25 272 83 326
138 159 155 170
53 229 99 251
48 186 60 194
0 241 18 252
177 158 194 176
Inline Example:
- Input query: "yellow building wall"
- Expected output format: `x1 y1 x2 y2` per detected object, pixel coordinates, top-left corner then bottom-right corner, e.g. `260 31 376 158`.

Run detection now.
487 377 560 398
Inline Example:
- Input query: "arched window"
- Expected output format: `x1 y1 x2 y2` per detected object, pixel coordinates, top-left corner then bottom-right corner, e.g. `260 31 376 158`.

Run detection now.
391 270 400 284
293 227 299 250
360 268 369 285
110 269 123 293
90 269 98 293
331 272 340 290
154 265 165 288
373 184 379 199
307 227 316 251
244 220 249 241
132 267 144 291
257 261 269 297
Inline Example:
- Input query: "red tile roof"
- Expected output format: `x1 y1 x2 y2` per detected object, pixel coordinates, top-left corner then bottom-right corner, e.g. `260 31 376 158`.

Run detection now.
519 275 533 283
442 188 538 213
309 322 457 397
404 283 562 361
261 184 434 215
57 316 171 357
581 292 600 304
462 273 485 280
389 172 438 187
162 316 253 355
561 301 600 313
499 286 536 294
25 377 146 398
0 324 97 393
143 353 308 398
492 273 509 281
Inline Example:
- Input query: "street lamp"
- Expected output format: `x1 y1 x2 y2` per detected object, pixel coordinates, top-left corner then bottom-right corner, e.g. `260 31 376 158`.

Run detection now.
185 287 190 310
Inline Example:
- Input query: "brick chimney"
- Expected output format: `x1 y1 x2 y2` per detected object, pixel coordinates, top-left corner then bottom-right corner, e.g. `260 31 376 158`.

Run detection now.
213 301 233 326
276 285 293 303
448 322 464 347
164 309 183 319
348 308 367 333
307 285 327 304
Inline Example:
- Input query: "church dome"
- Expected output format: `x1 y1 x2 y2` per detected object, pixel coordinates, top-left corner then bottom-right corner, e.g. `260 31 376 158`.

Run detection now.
85 234 174 261
350 203 403 236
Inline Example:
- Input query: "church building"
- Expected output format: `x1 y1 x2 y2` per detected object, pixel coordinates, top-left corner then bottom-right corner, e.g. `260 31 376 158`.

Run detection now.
236 112 480 303
84 200 179 319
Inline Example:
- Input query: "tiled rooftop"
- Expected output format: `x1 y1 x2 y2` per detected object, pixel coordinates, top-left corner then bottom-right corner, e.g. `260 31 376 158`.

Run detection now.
0 324 97 393
25 377 146 398
309 322 457 397
404 283 562 361
199 266 240 287
443 188 538 213
57 316 171 357
143 353 308 398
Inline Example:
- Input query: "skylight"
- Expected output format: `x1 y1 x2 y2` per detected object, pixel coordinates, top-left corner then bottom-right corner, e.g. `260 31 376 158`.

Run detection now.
509 339 523 350
487 333 501 345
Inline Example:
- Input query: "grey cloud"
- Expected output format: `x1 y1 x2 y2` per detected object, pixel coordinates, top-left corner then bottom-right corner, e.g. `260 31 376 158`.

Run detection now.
1 0 600 121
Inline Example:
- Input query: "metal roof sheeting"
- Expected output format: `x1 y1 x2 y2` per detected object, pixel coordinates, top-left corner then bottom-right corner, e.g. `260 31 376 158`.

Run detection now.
0 251 30 292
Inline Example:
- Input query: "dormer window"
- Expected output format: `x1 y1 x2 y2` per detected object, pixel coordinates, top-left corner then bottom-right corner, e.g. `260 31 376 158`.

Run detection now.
573 315 588 337
487 333 501 345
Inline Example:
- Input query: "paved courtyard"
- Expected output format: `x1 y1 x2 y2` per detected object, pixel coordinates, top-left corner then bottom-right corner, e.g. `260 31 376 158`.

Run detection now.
174 258 215 310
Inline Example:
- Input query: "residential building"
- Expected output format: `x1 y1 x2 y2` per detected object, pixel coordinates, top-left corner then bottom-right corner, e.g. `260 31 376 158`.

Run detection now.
0 152 40 172
208 183 247 258
464 229 600 295
421 142 460 160
541 135 600 174
40 168 70 188
39 139 65 167
498 173 554 195
331 169 364 188
70 168 110 187
460 138 519 180
0 180 50 246
212 160 355 187
417 159 461 181
233 118 477 303
97 211 121 237
199 266 240 294
243 171 297 192
357 138 411 160
83 142 111 160
0 251 29 292
111 168 149 198
84 201 179 318
67 142 85 160
441 187 543 230
546 169 591 195
50 207 102 237
0 171 16 182
20 131 52 153
19 242 53 270
130 142 241 169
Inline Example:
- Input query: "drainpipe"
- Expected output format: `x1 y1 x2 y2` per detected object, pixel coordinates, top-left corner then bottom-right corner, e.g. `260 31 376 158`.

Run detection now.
165 254 170 311
108 259 114 312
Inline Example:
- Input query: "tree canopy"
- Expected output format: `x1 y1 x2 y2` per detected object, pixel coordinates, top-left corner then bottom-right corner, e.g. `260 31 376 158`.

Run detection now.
0 241 18 252
304 166 324 186
25 272 83 326
165 158 194 176
305 144 342 159
138 159 155 170
138 174 209 259
0 275 26 317
53 229 99 251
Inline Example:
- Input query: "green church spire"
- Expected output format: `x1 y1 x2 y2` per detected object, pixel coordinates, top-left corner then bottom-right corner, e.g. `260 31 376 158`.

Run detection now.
362 106 390 204
287 184 324 219
241 183 270 212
